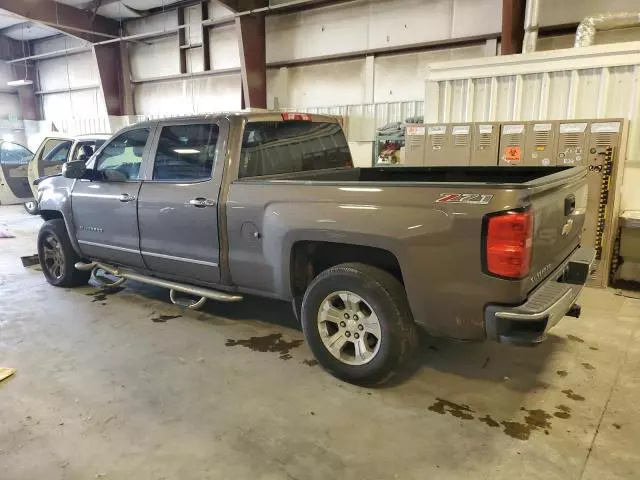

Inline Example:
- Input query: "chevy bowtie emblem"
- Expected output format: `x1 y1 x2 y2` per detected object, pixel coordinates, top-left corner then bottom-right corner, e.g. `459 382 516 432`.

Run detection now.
561 218 574 236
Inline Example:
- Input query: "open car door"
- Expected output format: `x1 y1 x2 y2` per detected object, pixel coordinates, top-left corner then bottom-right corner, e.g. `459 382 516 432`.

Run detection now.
0 141 34 206
27 137 73 197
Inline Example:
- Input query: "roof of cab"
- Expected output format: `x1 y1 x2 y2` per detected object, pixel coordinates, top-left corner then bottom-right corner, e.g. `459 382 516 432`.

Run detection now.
41 133 112 141
128 111 340 129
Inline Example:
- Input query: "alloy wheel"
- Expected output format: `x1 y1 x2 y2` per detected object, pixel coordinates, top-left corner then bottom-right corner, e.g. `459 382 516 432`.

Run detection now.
317 290 382 366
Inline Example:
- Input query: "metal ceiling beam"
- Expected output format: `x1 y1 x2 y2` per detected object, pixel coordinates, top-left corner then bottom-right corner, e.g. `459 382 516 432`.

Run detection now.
216 0 268 13
94 42 133 116
236 13 266 108
0 21 32 36
501 0 526 55
0 0 120 42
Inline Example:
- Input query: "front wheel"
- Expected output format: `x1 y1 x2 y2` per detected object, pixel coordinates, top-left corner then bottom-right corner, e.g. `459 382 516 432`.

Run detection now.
24 200 39 215
37 219 91 287
301 263 417 386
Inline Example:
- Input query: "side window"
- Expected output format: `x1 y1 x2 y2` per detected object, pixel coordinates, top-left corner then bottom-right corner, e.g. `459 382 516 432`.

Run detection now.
73 141 104 162
152 123 219 181
42 140 72 164
96 128 150 182
0 142 33 166
239 121 352 178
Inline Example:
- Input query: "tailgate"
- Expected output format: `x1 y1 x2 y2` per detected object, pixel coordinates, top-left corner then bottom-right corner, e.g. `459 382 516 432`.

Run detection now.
527 169 588 289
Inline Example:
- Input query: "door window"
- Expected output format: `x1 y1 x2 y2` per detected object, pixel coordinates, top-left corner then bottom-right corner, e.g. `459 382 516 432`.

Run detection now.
72 140 106 162
42 139 72 164
96 128 150 181
152 123 219 181
0 142 33 166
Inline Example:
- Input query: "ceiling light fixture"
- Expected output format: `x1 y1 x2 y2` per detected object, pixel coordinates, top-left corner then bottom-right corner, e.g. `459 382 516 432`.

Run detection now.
7 79 33 87
7 23 33 88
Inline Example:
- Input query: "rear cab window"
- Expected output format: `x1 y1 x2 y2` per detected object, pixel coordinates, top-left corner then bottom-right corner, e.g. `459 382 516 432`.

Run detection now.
239 118 352 178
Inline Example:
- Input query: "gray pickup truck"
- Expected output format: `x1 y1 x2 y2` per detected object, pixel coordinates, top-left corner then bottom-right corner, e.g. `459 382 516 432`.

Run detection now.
35 112 593 385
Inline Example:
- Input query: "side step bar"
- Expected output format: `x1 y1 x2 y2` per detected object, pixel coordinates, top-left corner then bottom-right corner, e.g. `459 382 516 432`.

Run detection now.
75 261 242 309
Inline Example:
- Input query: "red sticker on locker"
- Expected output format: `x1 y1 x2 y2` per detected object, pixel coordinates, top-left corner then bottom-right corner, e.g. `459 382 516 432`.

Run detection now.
505 146 521 163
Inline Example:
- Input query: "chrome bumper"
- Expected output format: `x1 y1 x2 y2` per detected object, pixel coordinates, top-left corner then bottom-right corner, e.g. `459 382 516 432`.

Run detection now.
485 246 595 345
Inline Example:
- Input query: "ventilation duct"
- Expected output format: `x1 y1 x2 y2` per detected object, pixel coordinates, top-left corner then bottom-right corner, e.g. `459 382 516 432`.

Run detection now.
574 12 640 47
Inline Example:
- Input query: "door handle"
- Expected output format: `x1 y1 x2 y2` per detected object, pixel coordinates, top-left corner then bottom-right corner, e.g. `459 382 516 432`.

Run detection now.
187 197 215 208
119 193 136 203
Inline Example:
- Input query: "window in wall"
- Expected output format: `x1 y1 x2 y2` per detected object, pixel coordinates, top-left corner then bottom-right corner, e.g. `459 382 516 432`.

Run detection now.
152 123 219 181
96 128 150 182
239 121 352 178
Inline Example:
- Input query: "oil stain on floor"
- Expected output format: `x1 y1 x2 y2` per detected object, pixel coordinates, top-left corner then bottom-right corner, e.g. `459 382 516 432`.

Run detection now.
554 405 571 419
562 389 586 401
225 333 303 360
86 286 125 303
428 399 573 441
151 314 182 323
428 398 474 420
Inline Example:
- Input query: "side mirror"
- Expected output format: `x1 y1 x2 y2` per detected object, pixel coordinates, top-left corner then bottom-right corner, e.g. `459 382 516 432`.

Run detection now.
62 160 88 179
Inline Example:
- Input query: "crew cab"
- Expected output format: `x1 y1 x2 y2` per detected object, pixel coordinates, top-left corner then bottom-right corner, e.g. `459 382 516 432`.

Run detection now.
35 112 593 385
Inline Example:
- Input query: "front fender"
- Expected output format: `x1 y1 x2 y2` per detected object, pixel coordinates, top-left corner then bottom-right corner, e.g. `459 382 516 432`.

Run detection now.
38 177 82 256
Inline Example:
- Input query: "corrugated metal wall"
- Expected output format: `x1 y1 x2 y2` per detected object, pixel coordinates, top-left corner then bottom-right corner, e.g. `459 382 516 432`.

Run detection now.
423 42 640 210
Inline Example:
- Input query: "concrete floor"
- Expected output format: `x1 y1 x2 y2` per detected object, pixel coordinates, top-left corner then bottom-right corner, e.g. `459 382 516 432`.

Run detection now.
0 205 639 480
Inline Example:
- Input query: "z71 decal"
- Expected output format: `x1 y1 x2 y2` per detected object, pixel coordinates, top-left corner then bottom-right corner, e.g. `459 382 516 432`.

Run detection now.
435 193 494 205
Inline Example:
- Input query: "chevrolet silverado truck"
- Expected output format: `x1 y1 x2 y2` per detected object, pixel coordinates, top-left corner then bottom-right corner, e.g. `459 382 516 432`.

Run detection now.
35 112 594 385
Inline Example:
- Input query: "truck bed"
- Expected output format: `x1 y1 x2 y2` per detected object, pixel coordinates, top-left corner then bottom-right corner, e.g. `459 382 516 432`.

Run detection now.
238 166 576 186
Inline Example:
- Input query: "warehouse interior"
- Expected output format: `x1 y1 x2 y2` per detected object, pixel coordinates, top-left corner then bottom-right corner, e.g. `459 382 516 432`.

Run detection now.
1 0 640 478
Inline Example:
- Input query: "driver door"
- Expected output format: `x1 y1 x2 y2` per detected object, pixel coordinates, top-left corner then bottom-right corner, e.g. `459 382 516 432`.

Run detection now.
72 126 154 268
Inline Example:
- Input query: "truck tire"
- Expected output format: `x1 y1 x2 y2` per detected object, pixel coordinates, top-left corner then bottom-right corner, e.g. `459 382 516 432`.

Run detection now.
301 262 417 386
37 219 91 287
24 201 39 215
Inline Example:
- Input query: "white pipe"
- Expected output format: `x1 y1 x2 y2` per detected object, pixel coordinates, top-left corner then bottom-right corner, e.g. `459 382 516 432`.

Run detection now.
522 0 540 54
575 12 640 47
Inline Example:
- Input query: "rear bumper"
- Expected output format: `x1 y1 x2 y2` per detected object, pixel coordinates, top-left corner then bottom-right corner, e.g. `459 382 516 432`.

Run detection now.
485 245 595 345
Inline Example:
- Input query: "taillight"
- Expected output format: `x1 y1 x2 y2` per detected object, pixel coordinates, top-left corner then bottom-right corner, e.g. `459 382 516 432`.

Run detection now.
485 210 533 279
281 113 311 121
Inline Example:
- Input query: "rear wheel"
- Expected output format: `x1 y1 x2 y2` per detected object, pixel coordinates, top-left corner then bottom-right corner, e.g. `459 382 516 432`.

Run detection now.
37 219 90 287
301 263 417 386
23 201 39 215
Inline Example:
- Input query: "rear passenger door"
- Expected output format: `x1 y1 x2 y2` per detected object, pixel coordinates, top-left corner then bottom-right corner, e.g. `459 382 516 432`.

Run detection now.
137 118 228 286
